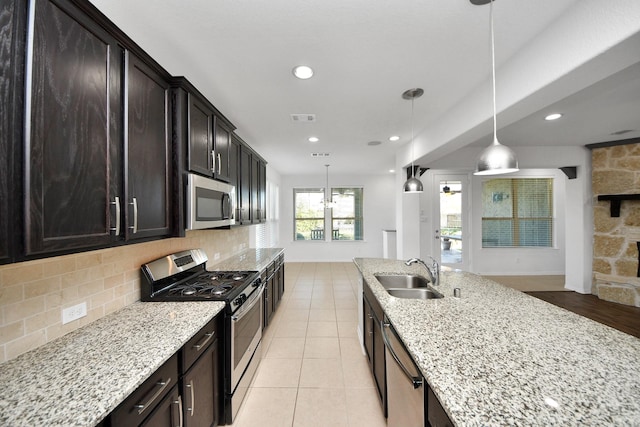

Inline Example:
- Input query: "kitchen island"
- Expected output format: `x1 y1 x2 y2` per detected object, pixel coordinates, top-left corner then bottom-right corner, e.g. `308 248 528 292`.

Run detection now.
354 258 640 426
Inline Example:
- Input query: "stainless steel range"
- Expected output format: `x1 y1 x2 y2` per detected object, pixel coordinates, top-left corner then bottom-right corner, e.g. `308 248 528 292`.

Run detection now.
141 249 264 425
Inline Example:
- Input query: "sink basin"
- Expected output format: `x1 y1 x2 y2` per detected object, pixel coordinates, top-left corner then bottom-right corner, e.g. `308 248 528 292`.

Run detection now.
374 274 444 300
374 274 430 290
386 288 444 300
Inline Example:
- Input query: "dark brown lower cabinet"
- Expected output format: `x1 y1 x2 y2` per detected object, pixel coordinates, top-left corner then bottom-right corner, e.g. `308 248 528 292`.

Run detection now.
108 314 221 427
264 257 285 329
363 284 386 416
110 354 179 426
140 386 182 427
427 386 454 427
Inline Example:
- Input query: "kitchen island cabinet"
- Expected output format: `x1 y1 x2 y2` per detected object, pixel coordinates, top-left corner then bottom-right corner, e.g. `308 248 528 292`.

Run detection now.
354 258 640 426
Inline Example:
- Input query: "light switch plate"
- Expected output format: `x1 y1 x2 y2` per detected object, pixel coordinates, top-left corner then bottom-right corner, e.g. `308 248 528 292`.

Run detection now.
62 302 87 325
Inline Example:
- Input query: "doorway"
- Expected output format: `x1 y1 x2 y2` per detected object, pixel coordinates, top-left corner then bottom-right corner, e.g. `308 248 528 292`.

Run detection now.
431 174 469 271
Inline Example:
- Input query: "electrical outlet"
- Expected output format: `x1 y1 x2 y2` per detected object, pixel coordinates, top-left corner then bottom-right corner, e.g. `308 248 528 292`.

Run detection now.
62 302 87 325
214 252 221 260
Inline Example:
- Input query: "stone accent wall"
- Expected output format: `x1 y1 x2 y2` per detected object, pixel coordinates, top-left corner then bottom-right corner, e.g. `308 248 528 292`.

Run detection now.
592 142 640 307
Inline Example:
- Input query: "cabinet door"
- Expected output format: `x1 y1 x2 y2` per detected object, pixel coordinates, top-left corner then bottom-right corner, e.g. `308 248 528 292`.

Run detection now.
140 386 182 427
250 155 260 223
229 134 240 221
213 118 231 182
125 52 172 240
188 95 213 177
183 338 220 427
0 0 24 264
258 160 267 222
238 144 252 224
363 298 374 363
25 0 122 255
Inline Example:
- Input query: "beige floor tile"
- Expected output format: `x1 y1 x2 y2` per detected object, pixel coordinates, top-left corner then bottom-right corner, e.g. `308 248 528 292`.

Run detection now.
307 321 338 337
286 298 311 309
265 337 305 359
233 387 297 427
279 308 310 322
293 388 348 427
345 387 387 427
304 337 340 358
341 356 375 389
299 358 344 388
337 321 358 338
336 308 357 322
335 298 357 309
309 308 336 322
274 321 308 338
340 337 364 359
310 298 335 309
253 358 302 388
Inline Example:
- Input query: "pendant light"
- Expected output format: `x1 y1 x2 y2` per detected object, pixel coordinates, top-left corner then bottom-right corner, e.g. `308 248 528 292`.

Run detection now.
323 164 336 208
473 0 519 175
402 88 424 193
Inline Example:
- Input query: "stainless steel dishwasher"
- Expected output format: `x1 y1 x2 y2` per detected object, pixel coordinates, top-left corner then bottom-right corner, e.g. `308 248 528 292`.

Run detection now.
382 318 425 427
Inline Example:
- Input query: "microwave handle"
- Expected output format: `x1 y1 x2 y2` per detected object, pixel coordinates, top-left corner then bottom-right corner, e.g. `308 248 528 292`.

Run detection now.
222 193 231 219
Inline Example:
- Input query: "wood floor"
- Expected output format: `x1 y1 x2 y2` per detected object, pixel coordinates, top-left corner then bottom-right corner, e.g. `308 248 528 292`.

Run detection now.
526 291 640 338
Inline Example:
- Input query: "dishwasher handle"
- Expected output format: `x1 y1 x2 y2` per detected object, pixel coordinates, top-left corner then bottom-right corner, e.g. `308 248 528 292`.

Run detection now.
382 320 423 389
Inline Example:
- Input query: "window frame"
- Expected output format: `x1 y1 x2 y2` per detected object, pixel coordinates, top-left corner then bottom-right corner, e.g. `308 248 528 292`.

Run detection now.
481 177 554 248
330 187 364 241
293 187 326 241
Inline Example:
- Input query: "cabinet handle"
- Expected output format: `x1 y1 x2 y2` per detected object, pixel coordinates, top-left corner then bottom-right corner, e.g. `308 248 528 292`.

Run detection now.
368 313 374 336
172 395 183 427
211 149 216 173
129 197 138 233
110 196 121 235
217 153 222 174
134 377 172 415
185 379 195 416
192 332 214 351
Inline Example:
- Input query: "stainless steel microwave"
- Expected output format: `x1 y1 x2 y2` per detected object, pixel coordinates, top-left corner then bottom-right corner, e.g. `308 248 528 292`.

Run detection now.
186 173 235 230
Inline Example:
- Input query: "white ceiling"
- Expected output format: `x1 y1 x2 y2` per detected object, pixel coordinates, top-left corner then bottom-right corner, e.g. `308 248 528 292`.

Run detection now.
89 0 640 176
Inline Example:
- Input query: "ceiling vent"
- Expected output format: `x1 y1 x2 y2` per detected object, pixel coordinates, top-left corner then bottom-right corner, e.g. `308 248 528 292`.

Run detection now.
291 114 316 123
610 129 635 136
311 153 330 157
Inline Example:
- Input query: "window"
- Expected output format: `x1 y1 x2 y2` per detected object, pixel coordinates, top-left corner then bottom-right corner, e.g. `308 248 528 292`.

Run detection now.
293 187 364 241
294 188 325 240
481 178 553 248
331 187 363 241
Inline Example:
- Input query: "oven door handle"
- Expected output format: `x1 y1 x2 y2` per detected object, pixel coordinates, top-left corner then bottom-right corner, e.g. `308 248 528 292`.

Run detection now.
231 283 265 321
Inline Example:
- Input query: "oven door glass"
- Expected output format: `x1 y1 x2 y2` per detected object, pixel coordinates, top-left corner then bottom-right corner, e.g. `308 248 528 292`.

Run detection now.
230 285 263 390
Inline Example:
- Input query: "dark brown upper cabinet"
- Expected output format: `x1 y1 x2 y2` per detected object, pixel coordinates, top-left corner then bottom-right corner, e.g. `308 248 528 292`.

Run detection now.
173 77 235 183
23 0 174 258
125 52 173 241
0 0 26 264
234 133 267 225
24 0 123 256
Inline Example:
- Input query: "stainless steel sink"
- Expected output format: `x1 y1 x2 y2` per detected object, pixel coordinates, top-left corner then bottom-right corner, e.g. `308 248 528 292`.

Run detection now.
374 274 444 300
386 288 444 300
374 274 430 290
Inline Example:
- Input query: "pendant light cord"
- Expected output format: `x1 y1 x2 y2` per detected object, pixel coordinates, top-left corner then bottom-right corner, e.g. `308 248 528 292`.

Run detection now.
490 0 497 141
410 96 415 177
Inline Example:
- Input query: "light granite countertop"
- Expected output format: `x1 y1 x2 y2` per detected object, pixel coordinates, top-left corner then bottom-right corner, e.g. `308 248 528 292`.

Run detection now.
354 257 640 426
0 248 283 427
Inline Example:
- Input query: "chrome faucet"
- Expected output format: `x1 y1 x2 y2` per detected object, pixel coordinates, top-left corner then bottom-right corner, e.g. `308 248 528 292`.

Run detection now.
405 257 440 286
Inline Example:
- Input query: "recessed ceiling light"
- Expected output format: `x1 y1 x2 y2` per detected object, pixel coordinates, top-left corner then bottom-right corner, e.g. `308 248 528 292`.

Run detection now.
389 135 400 142
292 65 314 79
308 136 319 142
544 113 563 121
389 169 395 173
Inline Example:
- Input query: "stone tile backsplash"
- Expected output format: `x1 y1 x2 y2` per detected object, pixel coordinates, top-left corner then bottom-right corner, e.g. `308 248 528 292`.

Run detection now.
0 227 249 363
